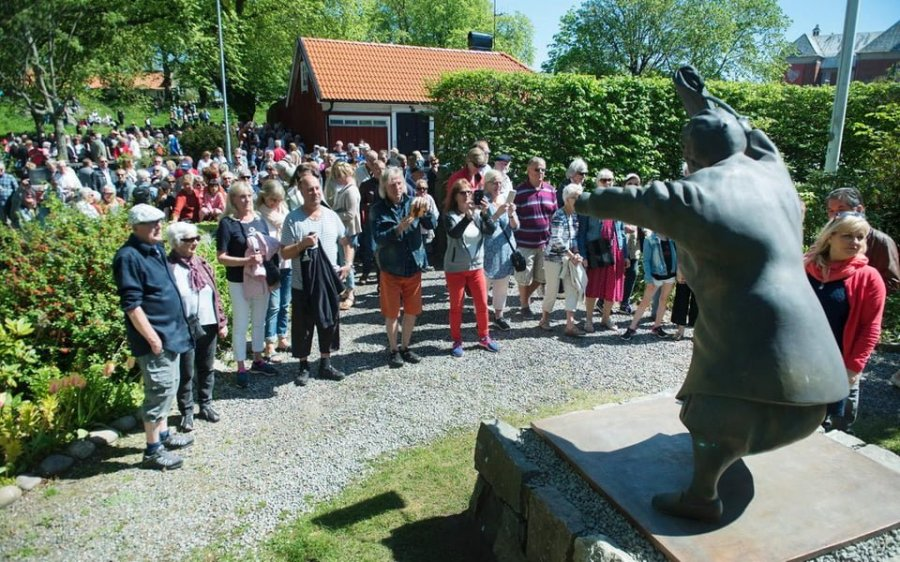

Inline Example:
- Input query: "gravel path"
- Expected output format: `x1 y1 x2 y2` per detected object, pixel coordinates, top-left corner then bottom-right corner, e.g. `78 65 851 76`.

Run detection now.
1 271 898 561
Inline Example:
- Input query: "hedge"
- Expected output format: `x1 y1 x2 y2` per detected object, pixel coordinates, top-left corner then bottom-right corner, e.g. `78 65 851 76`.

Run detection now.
428 72 900 243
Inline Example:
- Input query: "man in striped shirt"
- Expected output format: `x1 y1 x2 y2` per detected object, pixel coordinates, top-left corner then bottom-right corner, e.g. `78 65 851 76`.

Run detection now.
513 157 558 317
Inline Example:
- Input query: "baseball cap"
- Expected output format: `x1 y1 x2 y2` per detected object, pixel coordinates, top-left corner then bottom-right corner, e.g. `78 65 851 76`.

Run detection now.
128 204 165 225
495 154 512 162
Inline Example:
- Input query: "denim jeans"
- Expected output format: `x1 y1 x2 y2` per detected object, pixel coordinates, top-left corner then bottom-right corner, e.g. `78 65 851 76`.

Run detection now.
337 234 358 291
265 268 292 341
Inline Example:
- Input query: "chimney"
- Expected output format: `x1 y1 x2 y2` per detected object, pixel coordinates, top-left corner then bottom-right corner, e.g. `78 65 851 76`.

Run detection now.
468 32 493 52
813 24 820 37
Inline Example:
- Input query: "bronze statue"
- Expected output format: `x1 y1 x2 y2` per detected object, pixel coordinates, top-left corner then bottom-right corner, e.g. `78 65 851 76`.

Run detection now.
575 66 848 522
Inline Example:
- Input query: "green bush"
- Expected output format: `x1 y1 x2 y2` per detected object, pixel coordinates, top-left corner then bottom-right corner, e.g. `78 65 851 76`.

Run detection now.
429 71 899 198
430 72 900 341
0 198 131 371
180 123 238 164
0 317 141 474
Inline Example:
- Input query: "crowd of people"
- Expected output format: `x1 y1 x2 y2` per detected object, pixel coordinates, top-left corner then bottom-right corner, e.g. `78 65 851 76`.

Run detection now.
4 120 896 469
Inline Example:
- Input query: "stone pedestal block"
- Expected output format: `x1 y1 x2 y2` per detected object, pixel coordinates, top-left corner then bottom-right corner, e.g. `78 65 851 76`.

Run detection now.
526 485 586 562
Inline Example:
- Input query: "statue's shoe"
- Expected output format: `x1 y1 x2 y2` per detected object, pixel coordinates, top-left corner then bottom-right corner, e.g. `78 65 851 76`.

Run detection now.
651 491 723 523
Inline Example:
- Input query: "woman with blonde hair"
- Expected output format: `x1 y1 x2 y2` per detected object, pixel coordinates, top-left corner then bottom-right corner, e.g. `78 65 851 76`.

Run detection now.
482 169 519 330
216 180 277 387
329 161 361 309
804 212 885 432
257 180 292 358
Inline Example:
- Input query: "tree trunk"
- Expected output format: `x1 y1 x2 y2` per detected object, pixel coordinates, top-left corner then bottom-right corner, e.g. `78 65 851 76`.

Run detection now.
162 57 173 103
227 86 256 123
30 109 45 137
198 87 209 108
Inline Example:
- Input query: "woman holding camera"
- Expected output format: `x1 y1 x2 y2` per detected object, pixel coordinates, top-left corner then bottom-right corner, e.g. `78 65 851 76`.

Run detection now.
443 178 499 357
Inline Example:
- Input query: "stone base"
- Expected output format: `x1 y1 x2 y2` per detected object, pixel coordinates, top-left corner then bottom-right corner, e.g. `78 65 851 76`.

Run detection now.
469 419 636 562
531 397 900 562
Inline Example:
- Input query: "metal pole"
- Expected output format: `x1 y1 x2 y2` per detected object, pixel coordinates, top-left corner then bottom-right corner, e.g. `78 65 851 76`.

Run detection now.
216 0 233 167
493 0 497 49
824 0 860 172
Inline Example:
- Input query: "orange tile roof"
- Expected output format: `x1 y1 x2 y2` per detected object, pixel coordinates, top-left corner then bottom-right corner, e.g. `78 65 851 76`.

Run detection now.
300 37 532 103
87 72 166 90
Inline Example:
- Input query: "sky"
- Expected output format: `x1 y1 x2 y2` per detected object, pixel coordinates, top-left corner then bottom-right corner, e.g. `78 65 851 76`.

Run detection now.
496 0 900 71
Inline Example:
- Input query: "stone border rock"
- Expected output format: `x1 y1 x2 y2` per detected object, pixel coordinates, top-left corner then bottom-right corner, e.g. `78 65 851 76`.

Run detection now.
0 413 136 510
469 413 900 562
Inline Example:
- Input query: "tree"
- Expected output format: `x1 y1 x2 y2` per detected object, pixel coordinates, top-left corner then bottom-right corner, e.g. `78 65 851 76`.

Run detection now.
0 0 132 138
544 0 789 81
364 0 535 65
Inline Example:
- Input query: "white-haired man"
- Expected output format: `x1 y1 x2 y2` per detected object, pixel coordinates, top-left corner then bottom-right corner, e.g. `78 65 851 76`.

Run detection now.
113 204 194 470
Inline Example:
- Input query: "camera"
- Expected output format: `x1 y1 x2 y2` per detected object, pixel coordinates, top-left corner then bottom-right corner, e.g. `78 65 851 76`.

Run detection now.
473 189 485 205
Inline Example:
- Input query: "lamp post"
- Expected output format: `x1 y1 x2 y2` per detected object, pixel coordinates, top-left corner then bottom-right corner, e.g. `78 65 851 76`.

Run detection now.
824 0 860 172
215 0 233 167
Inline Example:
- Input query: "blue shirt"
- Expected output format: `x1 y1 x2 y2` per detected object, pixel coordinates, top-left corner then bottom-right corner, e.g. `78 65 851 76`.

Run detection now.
113 234 192 357
370 195 433 277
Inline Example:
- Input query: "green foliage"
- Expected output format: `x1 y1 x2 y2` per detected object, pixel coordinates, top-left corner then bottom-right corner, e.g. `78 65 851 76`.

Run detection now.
364 0 535 65
0 315 141 473
544 0 790 81
0 198 130 371
0 326 140 473
430 72 900 191
0 0 138 137
180 124 239 166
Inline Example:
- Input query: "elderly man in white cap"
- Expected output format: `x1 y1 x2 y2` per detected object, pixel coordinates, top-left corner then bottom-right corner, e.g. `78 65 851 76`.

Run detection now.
112 204 194 470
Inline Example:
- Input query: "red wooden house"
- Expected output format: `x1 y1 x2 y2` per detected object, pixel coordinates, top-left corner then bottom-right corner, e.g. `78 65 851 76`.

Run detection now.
269 37 531 155
785 21 900 86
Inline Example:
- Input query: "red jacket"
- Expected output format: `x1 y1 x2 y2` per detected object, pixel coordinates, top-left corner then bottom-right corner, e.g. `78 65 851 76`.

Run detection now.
445 166 484 209
805 255 885 373
172 187 203 223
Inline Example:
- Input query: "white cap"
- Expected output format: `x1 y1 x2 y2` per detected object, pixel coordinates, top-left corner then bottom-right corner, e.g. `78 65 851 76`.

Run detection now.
128 204 165 225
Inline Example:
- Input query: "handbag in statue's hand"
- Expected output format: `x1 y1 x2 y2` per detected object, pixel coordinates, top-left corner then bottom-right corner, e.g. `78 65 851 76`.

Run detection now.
588 238 615 268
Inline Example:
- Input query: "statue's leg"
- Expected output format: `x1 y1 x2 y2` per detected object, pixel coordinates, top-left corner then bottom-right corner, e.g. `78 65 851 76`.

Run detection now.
652 395 825 523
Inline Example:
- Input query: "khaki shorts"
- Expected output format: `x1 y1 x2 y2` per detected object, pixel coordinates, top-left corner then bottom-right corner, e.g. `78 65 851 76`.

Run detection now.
138 350 180 423
514 246 546 286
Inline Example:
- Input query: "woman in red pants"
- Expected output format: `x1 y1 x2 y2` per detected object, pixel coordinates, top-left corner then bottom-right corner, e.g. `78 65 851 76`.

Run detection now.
443 179 500 357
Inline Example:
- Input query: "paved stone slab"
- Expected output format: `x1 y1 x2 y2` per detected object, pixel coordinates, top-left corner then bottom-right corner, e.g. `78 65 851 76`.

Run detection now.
526 485 586 562
532 397 900 562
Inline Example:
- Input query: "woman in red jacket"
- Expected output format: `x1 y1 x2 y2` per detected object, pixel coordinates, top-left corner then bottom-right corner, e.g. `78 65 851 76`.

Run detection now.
805 212 886 432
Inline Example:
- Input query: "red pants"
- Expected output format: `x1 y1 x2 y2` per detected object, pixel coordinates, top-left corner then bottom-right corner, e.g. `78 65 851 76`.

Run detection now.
445 269 490 342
